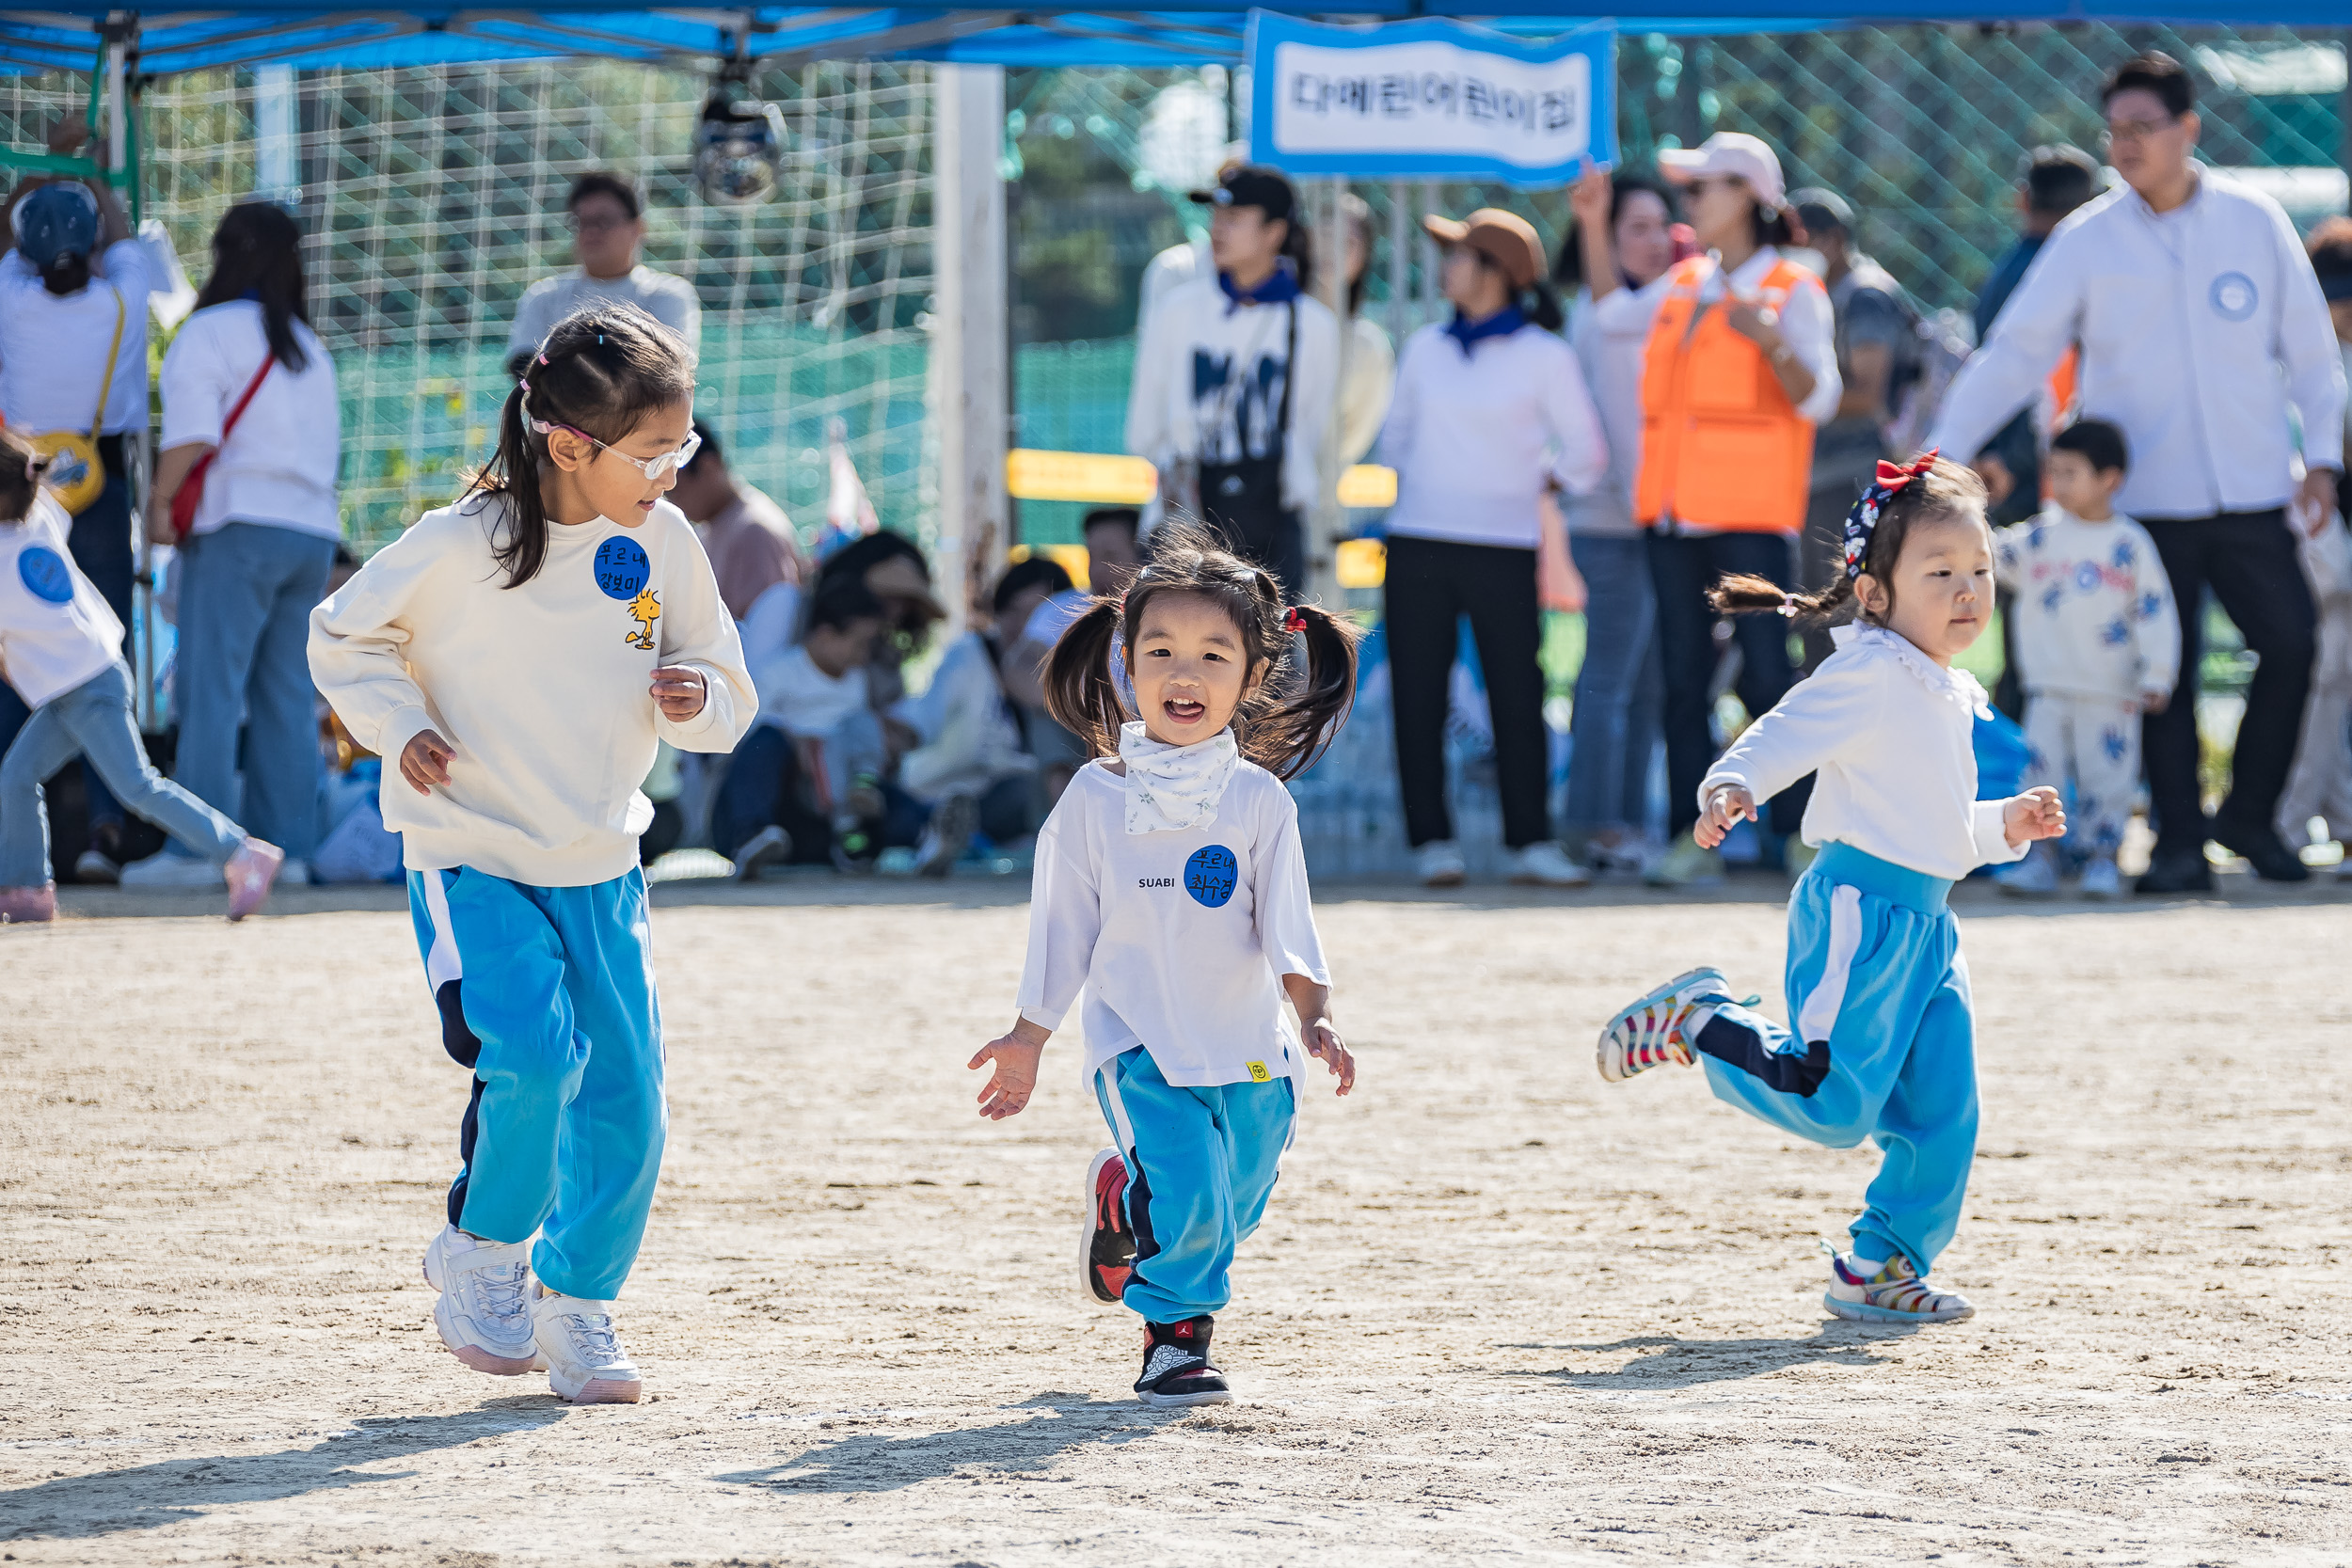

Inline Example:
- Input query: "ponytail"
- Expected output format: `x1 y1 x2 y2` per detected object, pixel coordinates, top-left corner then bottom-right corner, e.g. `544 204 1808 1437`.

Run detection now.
464 304 697 589
1708 453 1989 627
1523 279 1565 333
1037 520 1364 781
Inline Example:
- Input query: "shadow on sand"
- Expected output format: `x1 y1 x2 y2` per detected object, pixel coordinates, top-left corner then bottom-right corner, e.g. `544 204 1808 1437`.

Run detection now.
716 1392 1178 1494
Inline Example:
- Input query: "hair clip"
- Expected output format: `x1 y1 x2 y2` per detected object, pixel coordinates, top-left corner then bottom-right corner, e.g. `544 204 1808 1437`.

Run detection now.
1282 606 1307 634
596 333 605 345
516 376 532 395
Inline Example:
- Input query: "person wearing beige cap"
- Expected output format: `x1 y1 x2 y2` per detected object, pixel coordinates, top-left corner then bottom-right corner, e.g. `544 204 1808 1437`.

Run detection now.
1376 207 1608 888
1632 131 1841 888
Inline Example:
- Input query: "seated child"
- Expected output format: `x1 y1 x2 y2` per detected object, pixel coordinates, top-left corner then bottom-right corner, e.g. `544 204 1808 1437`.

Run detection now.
715 576 885 875
0 433 282 922
1989 419 2179 898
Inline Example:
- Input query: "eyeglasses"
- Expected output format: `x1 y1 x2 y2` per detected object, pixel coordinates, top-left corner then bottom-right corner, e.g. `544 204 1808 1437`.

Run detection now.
530 420 701 479
564 211 634 235
2102 116 2178 149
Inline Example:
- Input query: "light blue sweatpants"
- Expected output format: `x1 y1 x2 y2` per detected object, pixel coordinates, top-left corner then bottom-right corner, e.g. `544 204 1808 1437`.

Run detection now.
1692 841 1979 1274
407 865 665 1302
1094 1045 1295 1323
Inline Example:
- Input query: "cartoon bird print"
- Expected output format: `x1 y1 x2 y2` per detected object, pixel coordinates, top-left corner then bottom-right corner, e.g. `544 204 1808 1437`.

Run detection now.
625 587 660 651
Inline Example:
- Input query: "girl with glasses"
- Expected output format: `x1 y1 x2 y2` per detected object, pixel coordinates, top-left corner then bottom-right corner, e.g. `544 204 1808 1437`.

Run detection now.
309 304 756 1407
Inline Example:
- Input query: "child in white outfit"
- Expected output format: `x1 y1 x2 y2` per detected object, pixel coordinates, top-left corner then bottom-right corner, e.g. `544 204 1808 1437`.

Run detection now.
1991 420 2179 896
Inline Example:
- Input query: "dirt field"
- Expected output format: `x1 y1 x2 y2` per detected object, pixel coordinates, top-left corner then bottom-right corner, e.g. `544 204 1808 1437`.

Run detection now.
5 877 2350 1567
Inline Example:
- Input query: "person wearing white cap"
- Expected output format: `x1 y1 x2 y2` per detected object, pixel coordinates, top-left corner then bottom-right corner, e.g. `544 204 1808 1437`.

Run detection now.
1634 132 1841 887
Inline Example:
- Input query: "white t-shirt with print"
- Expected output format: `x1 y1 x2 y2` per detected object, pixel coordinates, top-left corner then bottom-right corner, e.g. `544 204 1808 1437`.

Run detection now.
0 493 123 707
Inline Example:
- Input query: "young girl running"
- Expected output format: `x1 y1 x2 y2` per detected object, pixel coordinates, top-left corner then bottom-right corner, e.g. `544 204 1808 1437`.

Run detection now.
1595 453 2065 1324
969 524 1359 1407
0 432 281 923
310 306 755 1404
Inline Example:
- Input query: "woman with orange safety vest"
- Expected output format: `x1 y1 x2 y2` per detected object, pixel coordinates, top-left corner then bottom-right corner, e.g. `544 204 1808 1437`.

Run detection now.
1613 133 1842 886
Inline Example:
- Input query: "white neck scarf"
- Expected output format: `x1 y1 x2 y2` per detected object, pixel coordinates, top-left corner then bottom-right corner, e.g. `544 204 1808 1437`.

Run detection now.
1118 721 1240 835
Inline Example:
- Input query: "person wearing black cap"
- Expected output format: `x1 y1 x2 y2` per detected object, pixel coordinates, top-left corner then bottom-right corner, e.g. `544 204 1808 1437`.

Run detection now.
1124 166 1339 595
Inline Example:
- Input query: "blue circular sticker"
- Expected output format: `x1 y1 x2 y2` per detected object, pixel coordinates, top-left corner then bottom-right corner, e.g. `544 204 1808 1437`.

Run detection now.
592 535 650 601
1184 845 1238 909
17 546 73 605
2209 271 2258 323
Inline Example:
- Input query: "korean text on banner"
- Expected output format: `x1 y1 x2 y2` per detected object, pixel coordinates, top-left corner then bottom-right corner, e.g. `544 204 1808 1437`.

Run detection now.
1247 12 1616 189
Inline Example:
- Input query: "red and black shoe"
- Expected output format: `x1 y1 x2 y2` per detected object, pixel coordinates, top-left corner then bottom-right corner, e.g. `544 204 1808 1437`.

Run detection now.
1135 1315 1230 1408
1080 1148 1136 1306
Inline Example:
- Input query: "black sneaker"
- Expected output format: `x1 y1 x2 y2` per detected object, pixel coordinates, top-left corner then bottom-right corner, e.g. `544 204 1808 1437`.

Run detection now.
2211 818 2311 882
1080 1148 1135 1307
1135 1315 1230 1408
2135 846 2214 895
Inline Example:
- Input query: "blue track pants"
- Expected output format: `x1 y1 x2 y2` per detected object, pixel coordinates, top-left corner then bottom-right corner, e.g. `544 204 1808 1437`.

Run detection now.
1693 842 1979 1273
1094 1046 1295 1323
407 865 665 1301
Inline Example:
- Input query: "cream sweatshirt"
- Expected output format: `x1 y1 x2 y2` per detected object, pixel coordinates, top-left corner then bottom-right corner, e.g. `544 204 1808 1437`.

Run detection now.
309 492 755 887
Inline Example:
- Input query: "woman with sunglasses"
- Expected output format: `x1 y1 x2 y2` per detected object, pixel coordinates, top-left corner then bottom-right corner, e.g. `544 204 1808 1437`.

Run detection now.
310 305 755 1408
132 201 343 889
1635 132 1841 887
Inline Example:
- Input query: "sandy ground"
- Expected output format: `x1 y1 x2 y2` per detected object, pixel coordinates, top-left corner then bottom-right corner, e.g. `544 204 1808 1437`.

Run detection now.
4 875 2350 1567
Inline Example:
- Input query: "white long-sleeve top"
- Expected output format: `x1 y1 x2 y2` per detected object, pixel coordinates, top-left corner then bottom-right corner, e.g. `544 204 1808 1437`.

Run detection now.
1124 272 1342 515
890 628 1031 801
1701 623 2026 881
1378 319 1610 549
1993 505 2182 702
0 493 121 708
1931 173 2346 518
1017 757 1329 1089
310 493 755 887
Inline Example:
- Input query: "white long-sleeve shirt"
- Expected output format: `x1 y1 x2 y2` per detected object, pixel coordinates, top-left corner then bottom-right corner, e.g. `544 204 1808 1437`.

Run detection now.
1931 172 2346 518
1378 318 1609 550
0 493 121 708
1701 623 2025 881
1124 272 1342 515
891 629 1031 802
1017 757 1328 1089
1993 505 2181 702
310 493 755 887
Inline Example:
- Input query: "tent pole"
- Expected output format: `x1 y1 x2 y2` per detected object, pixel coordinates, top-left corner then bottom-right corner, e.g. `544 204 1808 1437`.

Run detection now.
103 22 157 731
930 63 1009 635
1307 177 1345 609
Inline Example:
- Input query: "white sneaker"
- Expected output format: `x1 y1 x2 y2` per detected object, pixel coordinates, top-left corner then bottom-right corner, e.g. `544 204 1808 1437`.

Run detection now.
277 857 311 887
2077 856 2122 899
1414 840 1466 887
1509 841 1591 888
119 850 227 889
73 848 119 884
421 1225 541 1376
732 824 792 882
1994 847 2059 898
532 1288 643 1404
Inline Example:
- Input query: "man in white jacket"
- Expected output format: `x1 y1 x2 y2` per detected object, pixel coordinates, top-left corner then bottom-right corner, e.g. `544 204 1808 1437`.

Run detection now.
1930 52 2345 895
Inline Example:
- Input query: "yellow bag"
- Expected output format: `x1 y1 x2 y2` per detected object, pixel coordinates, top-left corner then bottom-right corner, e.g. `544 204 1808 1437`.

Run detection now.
29 284 124 515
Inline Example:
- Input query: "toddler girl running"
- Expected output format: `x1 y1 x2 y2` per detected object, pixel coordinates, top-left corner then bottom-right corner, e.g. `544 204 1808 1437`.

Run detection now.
310 306 755 1403
969 524 1359 1407
0 431 281 923
1596 453 2065 1324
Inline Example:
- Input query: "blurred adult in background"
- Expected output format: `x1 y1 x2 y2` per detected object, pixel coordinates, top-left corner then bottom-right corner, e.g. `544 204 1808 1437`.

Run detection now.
0 123 151 880
2273 219 2352 858
1562 166 1679 873
1639 133 1840 887
1379 207 1606 888
1931 52 2344 893
1126 166 1338 594
506 173 700 376
1973 146 2103 529
2317 221 2352 525
133 200 342 888
1336 193 1396 471
668 419 803 620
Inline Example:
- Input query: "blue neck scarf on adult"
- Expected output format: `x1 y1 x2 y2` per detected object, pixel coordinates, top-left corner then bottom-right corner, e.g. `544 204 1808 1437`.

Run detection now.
1218 258 1301 315
1444 303 1524 356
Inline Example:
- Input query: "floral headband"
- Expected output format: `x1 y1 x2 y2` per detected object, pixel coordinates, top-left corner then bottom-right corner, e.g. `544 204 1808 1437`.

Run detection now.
1842 449 1940 580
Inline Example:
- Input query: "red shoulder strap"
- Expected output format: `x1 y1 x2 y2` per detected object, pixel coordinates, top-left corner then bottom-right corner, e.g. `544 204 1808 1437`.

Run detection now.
219 356 274 445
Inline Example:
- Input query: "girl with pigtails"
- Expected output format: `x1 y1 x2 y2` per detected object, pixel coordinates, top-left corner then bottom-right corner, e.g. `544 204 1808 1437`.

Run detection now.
969 522 1361 1408
1594 453 2067 1326
310 305 755 1406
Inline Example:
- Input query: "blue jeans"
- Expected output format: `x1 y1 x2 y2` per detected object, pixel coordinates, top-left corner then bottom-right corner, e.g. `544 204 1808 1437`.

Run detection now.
408 865 665 1302
0 662 245 887
69 471 136 828
1564 532 1662 837
172 523 337 859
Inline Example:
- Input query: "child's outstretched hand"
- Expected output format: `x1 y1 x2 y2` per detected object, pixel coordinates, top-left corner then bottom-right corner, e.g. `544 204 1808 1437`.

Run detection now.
399 728 457 795
970 1018 1050 1121
651 665 707 721
2004 785 2066 847
1301 1016 1355 1098
1694 784 1756 849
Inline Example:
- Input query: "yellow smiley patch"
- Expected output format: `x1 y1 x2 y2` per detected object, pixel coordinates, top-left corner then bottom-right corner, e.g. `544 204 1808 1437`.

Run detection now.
1246 1061 1272 1083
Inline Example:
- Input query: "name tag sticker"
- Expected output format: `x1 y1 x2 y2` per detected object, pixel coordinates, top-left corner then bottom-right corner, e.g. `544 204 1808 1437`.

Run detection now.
1247 1061 1272 1083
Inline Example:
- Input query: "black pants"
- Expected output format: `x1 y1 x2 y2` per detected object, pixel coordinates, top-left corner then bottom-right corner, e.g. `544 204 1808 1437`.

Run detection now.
1202 504 1307 602
2139 509 2316 857
1384 534 1549 849
1647 529 1813 838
